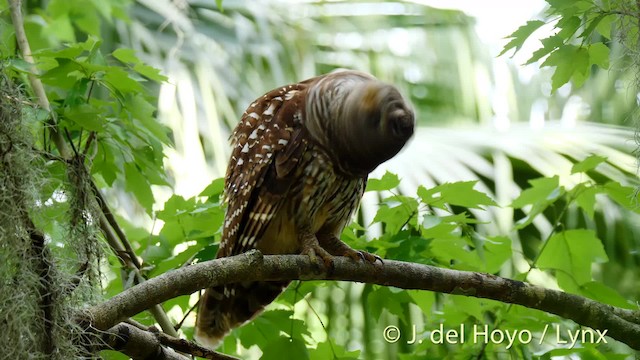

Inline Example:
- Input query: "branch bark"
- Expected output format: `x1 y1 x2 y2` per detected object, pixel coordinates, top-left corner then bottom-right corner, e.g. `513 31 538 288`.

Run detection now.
83 250 640 351
98 323 188 360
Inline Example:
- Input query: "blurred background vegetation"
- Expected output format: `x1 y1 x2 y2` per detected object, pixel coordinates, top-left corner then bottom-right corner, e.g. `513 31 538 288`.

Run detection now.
4 0 640 358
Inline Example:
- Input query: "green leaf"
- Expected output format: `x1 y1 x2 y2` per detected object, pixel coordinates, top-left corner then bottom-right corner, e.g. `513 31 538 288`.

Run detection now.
546 0 592 13
74 7 101 36
195 243 219 262
499 20 546 56
261 337 309 360
112 48 139 63
421 218 459 241
482 236 512 273
574 184 598 219
366 171 400 191
588 42 610 69
578 13 604 39
422 214 441 229
310 341 360 360
604 181 640 212
40 58 85 89
596 14 615 39
125 94 171 145
571 154 607 174
236 310 309 350
417 181 497 209
407 290 435 315
537 229 608 286
556 16 581 39
512 176 561 208
157 195 193 218
448 296 495 321
367 286 411 322
580 281 634 308
541 45 589 91
372 195 418 234
101 67 143 95
141 242 171 265
278 281 322 306
133 62 168 82
149 242 205 276
63 103 104 131
430 237 482 270
88 0 112 19
525 35 564 64
124 162 154 213
112 48 168 82
199 178 226 198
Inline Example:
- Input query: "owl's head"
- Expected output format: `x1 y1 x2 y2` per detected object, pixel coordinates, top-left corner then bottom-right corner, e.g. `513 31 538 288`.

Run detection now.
305 70 415 176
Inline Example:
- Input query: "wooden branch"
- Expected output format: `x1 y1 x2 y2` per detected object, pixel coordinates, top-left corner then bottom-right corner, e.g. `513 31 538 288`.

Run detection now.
83 250 640 350
99 323 189 360
99 322 238 360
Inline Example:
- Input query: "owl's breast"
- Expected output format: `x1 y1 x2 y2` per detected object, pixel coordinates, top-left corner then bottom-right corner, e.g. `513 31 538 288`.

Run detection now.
256 147 364 255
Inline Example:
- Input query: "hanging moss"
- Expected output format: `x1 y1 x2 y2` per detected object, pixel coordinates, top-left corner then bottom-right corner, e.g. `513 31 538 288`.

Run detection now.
0 73 103 359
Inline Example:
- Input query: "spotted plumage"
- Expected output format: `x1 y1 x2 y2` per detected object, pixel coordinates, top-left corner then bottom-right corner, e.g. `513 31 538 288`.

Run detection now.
195 70 415 348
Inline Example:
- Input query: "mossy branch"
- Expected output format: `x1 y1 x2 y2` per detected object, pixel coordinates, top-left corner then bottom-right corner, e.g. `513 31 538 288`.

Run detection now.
83 250 640 353
7 0 179 339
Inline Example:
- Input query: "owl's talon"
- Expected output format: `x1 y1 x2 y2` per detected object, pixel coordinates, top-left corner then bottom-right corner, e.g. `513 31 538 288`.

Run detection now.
301 236 335 272
340 248 382 265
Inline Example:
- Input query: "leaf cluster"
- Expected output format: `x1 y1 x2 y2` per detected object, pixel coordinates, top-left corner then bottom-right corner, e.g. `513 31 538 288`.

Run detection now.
500 0 618 92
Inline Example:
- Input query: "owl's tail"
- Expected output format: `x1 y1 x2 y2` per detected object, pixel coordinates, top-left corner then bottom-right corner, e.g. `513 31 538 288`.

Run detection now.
195 281 289 348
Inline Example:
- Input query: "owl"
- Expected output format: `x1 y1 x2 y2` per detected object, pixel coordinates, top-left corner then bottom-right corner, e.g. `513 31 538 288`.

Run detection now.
195 70 414 347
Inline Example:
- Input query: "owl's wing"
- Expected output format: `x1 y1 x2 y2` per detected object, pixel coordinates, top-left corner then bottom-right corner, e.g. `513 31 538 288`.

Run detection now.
217 83 311 257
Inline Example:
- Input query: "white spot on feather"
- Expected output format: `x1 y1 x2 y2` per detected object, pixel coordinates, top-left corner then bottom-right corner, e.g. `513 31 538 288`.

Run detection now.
241 143 249 153
284 90 298 100
247 112 260 119
263 103 277 116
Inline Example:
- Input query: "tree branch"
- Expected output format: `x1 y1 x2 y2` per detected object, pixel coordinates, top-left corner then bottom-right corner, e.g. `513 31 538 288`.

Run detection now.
83 250 640 350
98 322 238 360
98 322 188 360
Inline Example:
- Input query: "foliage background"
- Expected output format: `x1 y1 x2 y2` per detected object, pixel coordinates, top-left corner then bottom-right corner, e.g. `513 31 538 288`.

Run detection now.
1 0 639 359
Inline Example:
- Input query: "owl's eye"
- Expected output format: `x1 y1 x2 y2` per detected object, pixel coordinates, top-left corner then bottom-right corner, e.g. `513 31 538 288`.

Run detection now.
386 107 414 139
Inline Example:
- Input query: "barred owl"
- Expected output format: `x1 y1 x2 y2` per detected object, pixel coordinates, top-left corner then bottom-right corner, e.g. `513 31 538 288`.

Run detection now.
195 70 414 347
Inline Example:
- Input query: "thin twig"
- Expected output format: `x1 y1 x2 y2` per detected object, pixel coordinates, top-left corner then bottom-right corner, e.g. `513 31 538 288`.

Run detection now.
90 179 143 269
7 0 70 159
